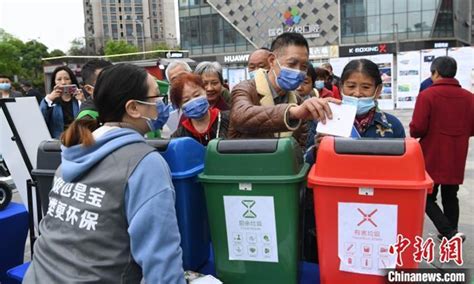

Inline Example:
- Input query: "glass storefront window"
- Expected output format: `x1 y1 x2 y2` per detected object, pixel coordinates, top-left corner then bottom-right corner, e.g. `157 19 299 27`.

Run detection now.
366 0 379 16
394 0 407 13
408 31 422 39
380 0 393 14
201 15 213 46
394 13 407 32
367 15 380 34
408 0 421 11
380 13 394 34
341 1 354 18
353 0 365 16
407 11 422 31
367 34 380 42
352 16 367 34
422 0 439 10
421 10 436 31
354 35 367 43
341 0 454 44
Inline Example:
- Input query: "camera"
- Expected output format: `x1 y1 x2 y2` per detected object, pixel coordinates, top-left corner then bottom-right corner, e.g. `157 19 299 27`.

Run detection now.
62 84 77 95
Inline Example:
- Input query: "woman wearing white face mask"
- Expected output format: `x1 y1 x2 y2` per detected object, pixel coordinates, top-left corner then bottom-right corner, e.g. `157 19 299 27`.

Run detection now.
170 73 229 146
304 59 406 165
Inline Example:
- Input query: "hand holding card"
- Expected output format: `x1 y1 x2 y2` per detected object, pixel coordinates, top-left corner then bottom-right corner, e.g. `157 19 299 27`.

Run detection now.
316 102 357 137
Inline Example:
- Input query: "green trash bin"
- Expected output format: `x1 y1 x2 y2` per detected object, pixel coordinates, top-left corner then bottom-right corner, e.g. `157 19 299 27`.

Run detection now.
156 79 169 95
199 138 309 284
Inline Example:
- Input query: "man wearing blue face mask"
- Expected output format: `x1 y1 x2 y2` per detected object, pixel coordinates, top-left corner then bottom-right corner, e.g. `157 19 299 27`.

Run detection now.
229 32 339 148
0 74 22 99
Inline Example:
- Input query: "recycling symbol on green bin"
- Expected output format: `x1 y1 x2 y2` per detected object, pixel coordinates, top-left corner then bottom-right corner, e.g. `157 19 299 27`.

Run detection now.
242 200 257 218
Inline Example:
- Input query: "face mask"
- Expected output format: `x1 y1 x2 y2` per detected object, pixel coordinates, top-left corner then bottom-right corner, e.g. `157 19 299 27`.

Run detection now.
135 99 170 132
248 70 257 80
273 60 306 91
0 83 11 91
182 95 209 119
342 93 376 116
314 80 325 90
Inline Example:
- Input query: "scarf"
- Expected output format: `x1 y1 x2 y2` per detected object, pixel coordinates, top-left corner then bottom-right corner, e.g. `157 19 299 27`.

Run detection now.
354 108 376 134
182 107 220 146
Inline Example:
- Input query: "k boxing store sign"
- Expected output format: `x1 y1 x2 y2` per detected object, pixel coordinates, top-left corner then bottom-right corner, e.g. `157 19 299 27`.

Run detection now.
268 7 321 39
339 41 458 57
339 43 396 57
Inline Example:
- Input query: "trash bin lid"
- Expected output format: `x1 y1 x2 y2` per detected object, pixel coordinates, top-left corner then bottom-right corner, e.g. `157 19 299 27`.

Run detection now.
199 138 308 183
308 137 433 190
147 137 205 179
36 140 62 170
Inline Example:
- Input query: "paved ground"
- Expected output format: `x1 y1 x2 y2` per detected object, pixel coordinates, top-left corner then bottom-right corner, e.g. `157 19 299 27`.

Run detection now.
12 109 473 271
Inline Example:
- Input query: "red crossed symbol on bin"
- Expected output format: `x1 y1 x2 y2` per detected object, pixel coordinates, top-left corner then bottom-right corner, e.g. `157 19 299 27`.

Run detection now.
357 208 378 227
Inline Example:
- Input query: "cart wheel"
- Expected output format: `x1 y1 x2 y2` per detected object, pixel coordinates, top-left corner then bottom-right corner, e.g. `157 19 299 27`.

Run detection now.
0 181 12 211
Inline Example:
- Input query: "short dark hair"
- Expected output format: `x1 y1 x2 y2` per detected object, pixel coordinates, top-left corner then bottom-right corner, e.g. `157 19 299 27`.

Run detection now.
94 64 149 123
270 32 309 54
0 74 13 81
81 59 112 85
341 59 382 87
20 80 32 87
306 63 316 83
315 67 330 80
50 66 79 90
430 56 457 78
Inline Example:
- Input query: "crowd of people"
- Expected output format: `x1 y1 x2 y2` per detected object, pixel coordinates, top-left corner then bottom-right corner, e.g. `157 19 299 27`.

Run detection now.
3 32 470 282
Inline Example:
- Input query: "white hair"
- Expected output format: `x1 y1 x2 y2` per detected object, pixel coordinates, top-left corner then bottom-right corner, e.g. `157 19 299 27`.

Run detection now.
194 61 223 83
165 61 192 81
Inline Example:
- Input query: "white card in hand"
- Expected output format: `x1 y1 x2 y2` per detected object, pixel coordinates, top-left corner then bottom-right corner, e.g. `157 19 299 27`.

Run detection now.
316 103 357 137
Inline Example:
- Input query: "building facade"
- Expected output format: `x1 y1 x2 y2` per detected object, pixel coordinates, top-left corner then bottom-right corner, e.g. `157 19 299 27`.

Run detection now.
178 0 340 66
83 0 179 54
340 0 471 51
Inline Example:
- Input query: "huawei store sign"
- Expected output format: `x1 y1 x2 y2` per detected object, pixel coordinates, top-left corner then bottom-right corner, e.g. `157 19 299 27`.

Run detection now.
268 7 321 39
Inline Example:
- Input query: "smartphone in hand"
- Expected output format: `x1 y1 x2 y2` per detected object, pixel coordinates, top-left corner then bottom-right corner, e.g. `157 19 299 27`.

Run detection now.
62 84 77 95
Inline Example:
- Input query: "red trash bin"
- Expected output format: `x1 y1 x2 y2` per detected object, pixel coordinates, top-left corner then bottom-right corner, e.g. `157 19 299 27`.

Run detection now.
308 137 433 284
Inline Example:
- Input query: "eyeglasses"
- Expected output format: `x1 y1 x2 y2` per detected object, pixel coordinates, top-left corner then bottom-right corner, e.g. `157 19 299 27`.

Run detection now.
145 94 162 101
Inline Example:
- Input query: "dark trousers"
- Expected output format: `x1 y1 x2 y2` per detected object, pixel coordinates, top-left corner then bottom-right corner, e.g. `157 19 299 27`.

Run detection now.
301 187 318 263
425 184 460 237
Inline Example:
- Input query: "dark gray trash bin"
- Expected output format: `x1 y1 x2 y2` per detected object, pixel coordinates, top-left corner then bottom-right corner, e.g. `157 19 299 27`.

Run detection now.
32 140 62 215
